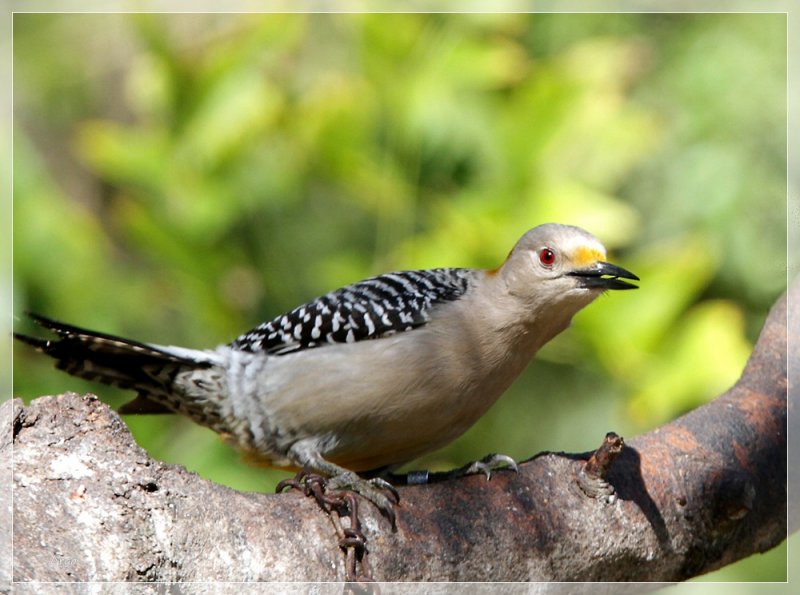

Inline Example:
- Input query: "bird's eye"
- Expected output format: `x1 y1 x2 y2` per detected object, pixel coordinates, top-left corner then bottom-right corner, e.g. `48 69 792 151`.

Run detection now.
538 248 556 267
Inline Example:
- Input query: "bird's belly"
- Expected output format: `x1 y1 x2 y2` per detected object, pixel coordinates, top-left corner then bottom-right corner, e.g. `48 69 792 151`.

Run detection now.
229 331 523 472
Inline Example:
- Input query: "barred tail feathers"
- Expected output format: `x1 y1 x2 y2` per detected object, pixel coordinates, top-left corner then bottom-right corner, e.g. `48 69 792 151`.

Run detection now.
15 313 216 414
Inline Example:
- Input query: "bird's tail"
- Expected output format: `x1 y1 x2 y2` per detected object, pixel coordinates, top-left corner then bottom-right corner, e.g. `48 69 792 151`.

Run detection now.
14 312 216 414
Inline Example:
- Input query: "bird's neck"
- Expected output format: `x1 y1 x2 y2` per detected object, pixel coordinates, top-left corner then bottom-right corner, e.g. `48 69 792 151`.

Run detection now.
476 271 591 361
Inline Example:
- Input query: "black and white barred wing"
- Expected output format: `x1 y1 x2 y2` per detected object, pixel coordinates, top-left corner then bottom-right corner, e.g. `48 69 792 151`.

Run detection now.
230 268 476 356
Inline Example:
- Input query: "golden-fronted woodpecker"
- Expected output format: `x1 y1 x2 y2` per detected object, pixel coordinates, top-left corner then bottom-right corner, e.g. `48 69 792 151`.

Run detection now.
15 222 638 519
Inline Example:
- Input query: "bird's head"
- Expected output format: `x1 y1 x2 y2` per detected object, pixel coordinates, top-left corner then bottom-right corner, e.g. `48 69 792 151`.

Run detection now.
497 223 639 309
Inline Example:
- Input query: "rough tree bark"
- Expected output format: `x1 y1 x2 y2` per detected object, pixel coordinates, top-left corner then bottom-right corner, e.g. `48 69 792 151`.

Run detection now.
5 278 793 587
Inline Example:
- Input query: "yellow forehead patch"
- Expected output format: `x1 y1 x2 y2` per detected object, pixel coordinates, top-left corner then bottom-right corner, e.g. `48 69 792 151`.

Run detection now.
573 246 606 267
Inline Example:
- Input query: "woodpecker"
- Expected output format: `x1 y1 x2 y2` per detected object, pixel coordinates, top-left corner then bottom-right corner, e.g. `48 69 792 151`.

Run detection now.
15 223 638 519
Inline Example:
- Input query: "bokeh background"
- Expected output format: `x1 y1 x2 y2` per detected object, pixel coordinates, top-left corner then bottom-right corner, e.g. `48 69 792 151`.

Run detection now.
12 13 788 583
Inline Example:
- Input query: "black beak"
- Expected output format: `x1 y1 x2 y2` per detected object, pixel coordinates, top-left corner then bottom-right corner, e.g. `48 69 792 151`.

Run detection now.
568 261 639 290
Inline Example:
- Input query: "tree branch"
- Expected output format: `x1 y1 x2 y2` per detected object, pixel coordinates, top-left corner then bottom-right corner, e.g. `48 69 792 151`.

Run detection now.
7 279 792 584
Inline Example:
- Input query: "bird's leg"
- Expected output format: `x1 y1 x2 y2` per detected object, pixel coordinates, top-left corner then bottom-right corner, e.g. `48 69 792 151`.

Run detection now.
388 453 520 486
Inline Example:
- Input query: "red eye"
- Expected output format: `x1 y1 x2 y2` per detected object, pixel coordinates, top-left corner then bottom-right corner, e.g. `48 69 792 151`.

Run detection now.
539 248 556 266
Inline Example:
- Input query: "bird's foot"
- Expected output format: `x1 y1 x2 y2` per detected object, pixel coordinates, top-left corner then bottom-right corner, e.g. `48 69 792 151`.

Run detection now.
276 469 399 530
327 471 400 531
400 453 520 485
455 452 520 480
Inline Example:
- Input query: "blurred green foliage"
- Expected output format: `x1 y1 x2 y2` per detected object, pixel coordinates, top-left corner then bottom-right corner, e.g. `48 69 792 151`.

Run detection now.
12 13 786 582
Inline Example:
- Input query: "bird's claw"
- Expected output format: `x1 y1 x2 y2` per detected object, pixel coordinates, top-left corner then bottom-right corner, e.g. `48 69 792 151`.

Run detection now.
278 469 399 531
327 472 399 530
456 452 520 480
396 452 519 485
367 476 400 504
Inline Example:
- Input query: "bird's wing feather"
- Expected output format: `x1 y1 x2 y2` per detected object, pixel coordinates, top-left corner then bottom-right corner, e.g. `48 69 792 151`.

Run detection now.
230 268 475 356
